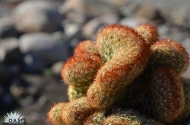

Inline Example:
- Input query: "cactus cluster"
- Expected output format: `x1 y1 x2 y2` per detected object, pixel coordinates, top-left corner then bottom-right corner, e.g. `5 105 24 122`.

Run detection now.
47 24 190 125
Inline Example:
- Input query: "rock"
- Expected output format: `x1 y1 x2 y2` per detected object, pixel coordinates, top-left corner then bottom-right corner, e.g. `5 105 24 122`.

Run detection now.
64 22 81 39
38 94 48 106
0 47 5 62
158 24 170 37
0 37 19 63
20 95 34 107
13 0 63 33
182 38 190 78
1 93 14 108
0 63 10 83
59 0 117 17
0 2 13 19
82 13 119 39
10 74 45 106
70 39 81 49
51 61 64 76
0 17 19 39
119 17 150 28
82 17 103 39
7 65 20 76
63 10 88 25
168 7 188 26
20 52 44 73
134 4 164 24
10 83 26 99
119 2 139 17
19 32 69 66
99 13 119 25
0 85 4 96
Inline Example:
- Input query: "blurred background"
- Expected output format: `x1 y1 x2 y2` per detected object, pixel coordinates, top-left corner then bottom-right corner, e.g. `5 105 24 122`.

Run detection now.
0 0 190 124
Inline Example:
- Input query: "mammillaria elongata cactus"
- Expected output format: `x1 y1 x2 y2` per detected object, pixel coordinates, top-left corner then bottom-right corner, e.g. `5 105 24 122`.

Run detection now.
47 24 190 125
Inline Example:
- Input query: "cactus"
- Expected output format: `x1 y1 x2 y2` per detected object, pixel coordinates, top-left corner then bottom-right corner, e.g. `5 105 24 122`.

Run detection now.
115 72 150 109
171 78 190 125
87 83 122 109
102 110 141 125
135 23 159 46
67 85 88 101
102 109 164 125
47 102 68 125
61 53 102 87
149 66 185 123
74 40 100 56
149 39 189 73
83 110 106 125
61 97 94 125
47 23 190 125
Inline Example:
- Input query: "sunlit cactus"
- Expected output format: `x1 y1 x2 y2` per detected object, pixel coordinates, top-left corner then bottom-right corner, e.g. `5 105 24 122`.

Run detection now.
47 102 68 125
74 40 100 56
150 39 189 73
61 54 102 87
61 97 94 125
95 24 150 92
135 23 159 46
67 85 88 101
47 23 190 125
87 83 121 109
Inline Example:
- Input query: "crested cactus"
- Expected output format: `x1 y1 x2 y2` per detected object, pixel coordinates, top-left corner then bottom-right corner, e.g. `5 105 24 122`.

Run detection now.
95 24 150 91
47 23 190 125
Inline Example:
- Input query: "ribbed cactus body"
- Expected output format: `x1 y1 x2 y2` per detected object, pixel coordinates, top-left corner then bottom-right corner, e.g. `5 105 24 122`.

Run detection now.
172 78 190 125
61 97 94 125
47 102 68 125
103 109 164 125
84 110 106 125
87 83 121 109
102 111 141 125
67 85 88 101
135 23 159 46
150 66 185 123
74 40 99 56
150 39 189 73
61 54 102 87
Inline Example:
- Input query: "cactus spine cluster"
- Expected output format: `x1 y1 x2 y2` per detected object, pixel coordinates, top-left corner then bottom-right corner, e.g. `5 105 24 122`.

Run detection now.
47 23 190 125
